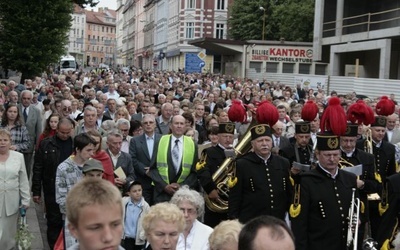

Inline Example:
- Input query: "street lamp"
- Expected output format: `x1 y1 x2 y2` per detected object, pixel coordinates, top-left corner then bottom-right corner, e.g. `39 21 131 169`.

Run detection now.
259 6 266 40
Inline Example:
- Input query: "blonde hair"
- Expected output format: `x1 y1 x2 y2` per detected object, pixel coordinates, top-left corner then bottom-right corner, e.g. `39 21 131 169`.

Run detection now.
142 203 185 234
115 107 130 121
66 178 122 227
209 220 243 250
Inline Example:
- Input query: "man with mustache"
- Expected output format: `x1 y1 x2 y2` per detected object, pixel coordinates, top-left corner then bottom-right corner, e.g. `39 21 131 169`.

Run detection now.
228 124 292 223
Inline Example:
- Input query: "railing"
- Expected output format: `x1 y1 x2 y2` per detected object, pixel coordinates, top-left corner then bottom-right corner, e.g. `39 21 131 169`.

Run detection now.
323 7 400 37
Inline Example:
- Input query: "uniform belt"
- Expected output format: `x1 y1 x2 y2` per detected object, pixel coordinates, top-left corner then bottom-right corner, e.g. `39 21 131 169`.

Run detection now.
125 237 136 240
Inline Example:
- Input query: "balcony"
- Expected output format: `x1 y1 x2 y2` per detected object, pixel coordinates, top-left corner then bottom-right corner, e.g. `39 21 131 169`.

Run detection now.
322 7 400 44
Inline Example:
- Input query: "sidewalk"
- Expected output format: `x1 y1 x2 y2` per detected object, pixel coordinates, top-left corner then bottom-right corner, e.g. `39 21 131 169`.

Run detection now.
27 200 45 250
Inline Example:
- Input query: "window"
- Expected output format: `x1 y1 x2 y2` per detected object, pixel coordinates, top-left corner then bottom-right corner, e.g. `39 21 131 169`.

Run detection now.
315 64 327 75
299 64 311 74
187 0 195 8
266 62 279 73
186 22 194 38
102 27 104 32
215 23 224 39
249 62 262 73
216 0 225 10
282 63 295 73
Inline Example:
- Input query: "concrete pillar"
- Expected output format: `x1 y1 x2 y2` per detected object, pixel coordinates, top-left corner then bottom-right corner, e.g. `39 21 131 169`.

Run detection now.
336 0 344 36
380 39 391 79
313 0 325 61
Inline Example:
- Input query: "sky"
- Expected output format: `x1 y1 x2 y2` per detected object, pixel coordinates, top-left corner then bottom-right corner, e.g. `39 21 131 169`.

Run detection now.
90 0 118 11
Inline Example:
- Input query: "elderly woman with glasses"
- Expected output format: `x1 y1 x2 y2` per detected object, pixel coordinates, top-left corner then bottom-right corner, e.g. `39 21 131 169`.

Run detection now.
170 186 213 250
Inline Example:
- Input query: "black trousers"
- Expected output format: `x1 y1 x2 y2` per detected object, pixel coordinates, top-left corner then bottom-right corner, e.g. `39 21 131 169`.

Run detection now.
204 206 228 228
121 237 145 250
44 193 63 250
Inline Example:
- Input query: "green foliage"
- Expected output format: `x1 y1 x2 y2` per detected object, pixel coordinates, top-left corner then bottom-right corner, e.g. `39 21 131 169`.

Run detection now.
228 0 314 42
0 0 78 80
74 0 99 8
272 0 315 42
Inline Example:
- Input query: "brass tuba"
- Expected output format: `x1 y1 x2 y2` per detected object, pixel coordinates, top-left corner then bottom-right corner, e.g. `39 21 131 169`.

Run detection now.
204 130 253 213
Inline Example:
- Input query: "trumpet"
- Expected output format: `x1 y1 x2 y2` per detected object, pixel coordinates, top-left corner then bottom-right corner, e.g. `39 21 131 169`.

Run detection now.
364 128 373 154
347 188 360 250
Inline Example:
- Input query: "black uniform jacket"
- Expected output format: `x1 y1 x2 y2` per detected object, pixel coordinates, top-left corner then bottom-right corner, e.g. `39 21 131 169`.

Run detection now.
197 145 226 194
280 142 312 166
356 139 397 183
341 149 380 223
228 152 292 223
376 173 400 248
290 166 357 250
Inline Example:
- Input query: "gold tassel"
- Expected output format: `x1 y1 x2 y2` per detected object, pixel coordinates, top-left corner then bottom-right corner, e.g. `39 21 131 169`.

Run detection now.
378 203 389 216
289 176 294 186
195 153 207 171
360 201 365 214
381 239 390 250
196 161 206 171
375 172 382 183
228 176 237 188
289 204 301 218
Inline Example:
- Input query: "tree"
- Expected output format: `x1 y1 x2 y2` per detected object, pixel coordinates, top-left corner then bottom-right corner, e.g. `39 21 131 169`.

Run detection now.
74 0 99 8
272 0 314 42
228 0 314 42
0 0 98 81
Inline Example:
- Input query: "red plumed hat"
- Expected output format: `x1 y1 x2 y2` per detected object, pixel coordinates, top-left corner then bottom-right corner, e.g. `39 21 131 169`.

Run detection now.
256 101 279 127
376 96 395 116
320 97 347 135
347 100 375 125
301 100 319 122
228 100 247 123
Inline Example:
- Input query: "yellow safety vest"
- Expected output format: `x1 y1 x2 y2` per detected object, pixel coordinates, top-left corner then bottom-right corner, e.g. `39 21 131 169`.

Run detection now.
157 135 195 184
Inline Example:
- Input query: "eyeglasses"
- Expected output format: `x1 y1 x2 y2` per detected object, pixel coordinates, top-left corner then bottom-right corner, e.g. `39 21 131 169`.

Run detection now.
120 129 129 132
179 207 197 215
63 107 72 111
143 121 154 125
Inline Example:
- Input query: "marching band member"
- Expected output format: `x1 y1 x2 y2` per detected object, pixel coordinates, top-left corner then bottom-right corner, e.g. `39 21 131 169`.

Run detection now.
290 97 358 250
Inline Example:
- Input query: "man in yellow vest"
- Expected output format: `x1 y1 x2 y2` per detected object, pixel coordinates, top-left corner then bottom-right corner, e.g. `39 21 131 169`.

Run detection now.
150 115 198 203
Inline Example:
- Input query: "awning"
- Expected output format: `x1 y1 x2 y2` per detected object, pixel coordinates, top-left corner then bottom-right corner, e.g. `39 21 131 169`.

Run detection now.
188 38 245 55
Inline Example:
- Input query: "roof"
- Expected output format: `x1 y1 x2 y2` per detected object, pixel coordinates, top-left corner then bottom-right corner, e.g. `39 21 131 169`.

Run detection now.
85 8 116 26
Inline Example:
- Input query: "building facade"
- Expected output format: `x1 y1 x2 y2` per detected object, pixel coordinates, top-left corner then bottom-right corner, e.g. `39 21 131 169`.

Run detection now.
114 0 232 72
68 5 86 67
85 8 117 67
313 0 400 79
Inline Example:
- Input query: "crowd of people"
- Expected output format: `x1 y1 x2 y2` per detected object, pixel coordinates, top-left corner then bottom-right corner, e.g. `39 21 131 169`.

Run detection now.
0 68 400 250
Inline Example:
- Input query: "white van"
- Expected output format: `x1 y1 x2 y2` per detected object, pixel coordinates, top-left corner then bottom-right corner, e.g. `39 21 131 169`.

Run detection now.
60 55 78 73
